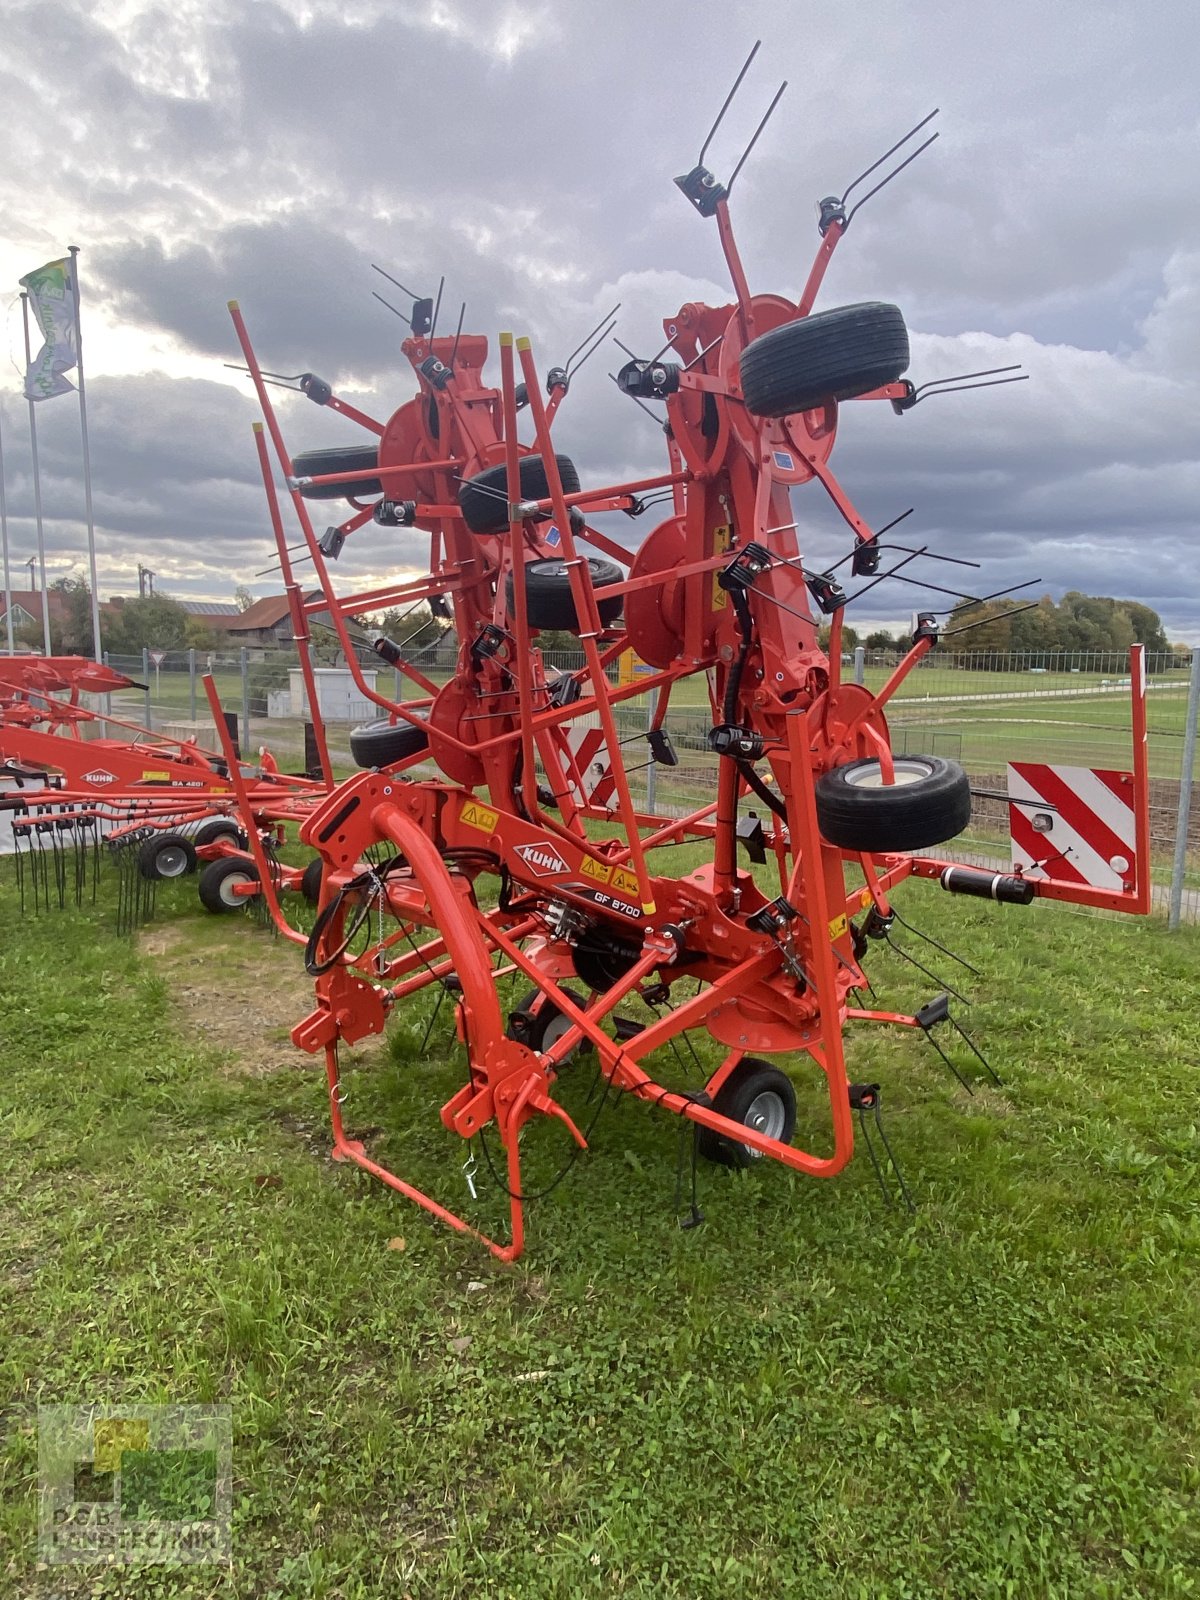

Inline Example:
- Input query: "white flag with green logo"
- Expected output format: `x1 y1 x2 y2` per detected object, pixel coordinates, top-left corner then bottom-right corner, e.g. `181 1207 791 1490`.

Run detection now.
19 257 77 401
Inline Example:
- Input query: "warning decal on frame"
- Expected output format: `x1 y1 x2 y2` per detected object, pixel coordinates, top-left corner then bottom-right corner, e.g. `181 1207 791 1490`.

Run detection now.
460 799 499 833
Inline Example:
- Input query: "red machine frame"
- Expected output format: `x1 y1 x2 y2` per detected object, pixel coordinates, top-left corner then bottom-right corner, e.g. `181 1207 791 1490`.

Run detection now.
219 102 1150 1260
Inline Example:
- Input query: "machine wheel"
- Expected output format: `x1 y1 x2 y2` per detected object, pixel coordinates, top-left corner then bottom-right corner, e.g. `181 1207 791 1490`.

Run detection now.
198 855 260 913
348 710 429 769
193 816 246 849
698 1058 798 1168
738 302 909 418
458 453 581 534
300 857 324 906
507 985 592 1060
291 445 382 500
510 558 624 632
137 832 197 881
814 754 971 852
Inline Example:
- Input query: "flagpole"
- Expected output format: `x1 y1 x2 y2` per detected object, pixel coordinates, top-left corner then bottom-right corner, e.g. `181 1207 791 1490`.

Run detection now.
67 246 103 664
0 400 13 654
20 292 52 656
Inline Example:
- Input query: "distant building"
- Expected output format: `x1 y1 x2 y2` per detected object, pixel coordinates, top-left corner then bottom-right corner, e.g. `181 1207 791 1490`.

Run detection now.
201 592 331 648
178 600 241 620
0 588 121 645
0 590 56 635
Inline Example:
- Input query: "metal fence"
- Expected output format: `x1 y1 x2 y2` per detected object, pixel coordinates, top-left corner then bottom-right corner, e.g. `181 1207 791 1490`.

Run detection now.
98 644 1200 924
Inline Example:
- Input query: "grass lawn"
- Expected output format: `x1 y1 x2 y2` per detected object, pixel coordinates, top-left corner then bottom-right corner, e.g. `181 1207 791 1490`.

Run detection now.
2 853 1198 1598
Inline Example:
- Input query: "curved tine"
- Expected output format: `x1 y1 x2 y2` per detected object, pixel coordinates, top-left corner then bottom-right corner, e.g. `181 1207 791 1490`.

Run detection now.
875 506 915 537
845 133 940 226
913 363 1023 398
612 335 643 363
567 318 618 381
223 363 303 390
698 40 761 167
372 263 422 300
728 80 788 191
944 599 1041 639
565 302 621 374
449 301 466 369
608 372 667 426
947 576 1042 614
881 542 981 570
452 473 509 503
840 108 940 205
682 332 725 371
651 325 724 368
430 275 445 340
912 374 1029 404
373 290 410 322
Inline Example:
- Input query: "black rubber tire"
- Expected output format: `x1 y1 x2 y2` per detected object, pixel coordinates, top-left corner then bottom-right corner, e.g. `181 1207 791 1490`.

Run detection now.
739 302 909 418
292 445 382 500
698 1058 798 1168
507 985 592 1060
814 754 971 852
458 453 581 534
509 558 623 632
348 709 429 770
137 832 197 881
193 816 246 849
198 855 260 913
300 857 324 906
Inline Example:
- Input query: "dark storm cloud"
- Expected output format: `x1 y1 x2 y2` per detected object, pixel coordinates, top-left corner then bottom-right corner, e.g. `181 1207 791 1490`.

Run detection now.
1 0 1198 635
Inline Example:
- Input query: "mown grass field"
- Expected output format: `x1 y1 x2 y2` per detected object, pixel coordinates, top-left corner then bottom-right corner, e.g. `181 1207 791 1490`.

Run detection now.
2 841 1198 1598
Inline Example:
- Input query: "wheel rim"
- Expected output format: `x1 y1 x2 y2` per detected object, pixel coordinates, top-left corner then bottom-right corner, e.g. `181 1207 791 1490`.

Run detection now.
741 1089 787 1157
156 844 189 878
540 1010 576 1056
219 872 253 908
845 757 933 790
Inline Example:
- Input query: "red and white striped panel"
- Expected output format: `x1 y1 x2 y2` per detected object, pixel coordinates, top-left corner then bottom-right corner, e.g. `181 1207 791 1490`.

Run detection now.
1007 763 1137 892
565 725 617 809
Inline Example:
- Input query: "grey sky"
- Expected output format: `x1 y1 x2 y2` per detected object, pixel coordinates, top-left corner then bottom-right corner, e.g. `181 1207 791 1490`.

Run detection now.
1 0 1197 637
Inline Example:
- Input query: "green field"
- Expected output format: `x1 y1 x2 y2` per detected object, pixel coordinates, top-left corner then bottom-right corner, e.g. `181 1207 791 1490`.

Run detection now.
2 847 1198 1597
111 658 1192 780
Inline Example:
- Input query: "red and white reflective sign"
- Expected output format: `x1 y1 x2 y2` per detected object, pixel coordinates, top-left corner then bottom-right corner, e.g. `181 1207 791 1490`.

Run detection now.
1007 763 1137 892
565 725 616 809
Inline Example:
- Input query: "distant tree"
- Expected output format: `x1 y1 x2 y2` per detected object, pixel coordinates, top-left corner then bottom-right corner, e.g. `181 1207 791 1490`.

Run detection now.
14 613 61 653
234 585 254 613
53 576 95 654
864 629 899 653
183 616 218 650
819 620 862 652
1008 595 1059 655
1119 601 1169 656
368 604 452 663
105 594 191 654
948 590 1166 667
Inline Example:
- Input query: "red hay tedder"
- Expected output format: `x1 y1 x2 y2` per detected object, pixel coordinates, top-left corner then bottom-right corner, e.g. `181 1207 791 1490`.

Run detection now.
210 53 1151 1259
0 651 330 921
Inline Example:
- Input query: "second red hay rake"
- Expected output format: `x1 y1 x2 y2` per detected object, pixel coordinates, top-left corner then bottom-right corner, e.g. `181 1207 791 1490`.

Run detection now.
214 56 1150 1259
0 653 331 927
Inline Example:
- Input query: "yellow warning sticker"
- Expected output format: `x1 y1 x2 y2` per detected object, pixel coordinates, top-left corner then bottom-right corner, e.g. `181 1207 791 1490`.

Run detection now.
828 912 849 941
460 799 498 833
580 855 613 883
610 866 641 899
140 770 171 781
